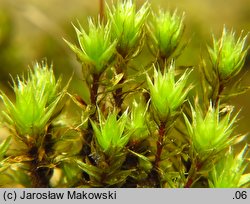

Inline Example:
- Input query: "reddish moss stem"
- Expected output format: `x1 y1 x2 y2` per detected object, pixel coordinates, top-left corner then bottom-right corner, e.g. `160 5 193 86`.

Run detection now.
214 82 225 108
184 178 193 188
184 161 203 188
154 122 166 169
90 73 100 105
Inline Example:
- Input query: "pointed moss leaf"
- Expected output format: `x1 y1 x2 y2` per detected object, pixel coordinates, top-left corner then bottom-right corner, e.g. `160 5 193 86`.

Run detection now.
106 0 149 59
0 137 11 160
65 18 117 74
209 146 249 187
75 159 101 181
208 27 248 80
0 61 64 136
239 173 250 187
148 9 185 59
105 170 134 186
91 110 130 155
147 63 192 121
185 102 240 156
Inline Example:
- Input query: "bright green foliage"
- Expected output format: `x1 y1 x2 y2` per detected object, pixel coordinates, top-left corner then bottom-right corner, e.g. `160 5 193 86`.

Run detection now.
0 137 11 161
91 110 130 155
128 100 149 142
0 62 62 136
147 63 192 121
209 146 250 187
107 0 150 59
148 10 185 59
184 103 238 156
30 62 60 104
65 18 117 74
0 137 11 173
208 27 248 80
0 0 249 188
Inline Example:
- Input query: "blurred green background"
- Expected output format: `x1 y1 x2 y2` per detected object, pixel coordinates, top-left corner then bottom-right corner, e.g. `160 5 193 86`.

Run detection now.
0 0 249 136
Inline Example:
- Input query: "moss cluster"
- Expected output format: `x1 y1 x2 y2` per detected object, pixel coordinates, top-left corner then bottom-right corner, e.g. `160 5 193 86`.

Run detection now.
0 0 249 188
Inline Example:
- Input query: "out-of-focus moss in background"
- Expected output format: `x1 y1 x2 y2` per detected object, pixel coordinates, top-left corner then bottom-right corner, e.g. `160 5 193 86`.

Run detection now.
0 0 249 133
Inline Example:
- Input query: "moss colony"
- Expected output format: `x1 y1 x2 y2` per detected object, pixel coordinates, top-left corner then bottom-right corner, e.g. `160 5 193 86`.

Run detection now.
0 0 249 187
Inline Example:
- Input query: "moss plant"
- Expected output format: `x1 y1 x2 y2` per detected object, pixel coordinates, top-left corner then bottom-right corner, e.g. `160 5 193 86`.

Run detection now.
147 9 185 64
0 0 249 188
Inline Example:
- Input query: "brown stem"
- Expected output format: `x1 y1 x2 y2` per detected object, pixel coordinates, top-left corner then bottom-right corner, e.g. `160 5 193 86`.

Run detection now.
184 178 193 188
90 73 100 105
157 56 167 73
148 121 167 187
184 160 203 188
114 77 125 114
214 82 224 108
154 122 166 169
113 59 128 115
29 146 51 188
